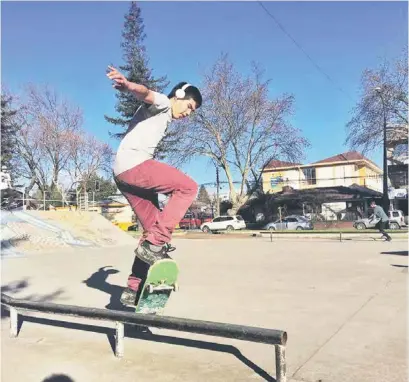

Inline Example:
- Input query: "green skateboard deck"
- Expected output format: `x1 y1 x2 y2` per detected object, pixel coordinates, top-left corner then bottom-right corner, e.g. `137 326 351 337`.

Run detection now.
135 259 179 315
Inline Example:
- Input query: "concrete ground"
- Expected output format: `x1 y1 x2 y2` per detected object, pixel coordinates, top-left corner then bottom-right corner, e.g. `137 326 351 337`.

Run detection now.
1 237 407 382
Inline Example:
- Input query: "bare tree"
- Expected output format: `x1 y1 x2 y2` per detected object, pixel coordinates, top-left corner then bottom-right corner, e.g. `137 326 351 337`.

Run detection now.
14 85 113 198
66 133 113 192
346 49 408 153
167 54 309 213
15 85 83 194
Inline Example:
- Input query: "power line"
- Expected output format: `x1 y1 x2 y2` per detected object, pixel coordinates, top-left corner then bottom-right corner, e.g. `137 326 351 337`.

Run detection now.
257 1 353 101
268 174 384 183
199 174 388 190
201 174 385 186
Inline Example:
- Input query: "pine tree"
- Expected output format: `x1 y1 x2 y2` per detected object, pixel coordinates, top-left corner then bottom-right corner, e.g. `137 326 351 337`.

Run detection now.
88 174 118 200
1 94 19 177
197 185 211 204
105 2 169 137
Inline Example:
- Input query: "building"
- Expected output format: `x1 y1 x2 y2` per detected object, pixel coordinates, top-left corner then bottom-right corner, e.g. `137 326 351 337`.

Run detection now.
387 124 408 214
99 194 135 230
262 151 382 194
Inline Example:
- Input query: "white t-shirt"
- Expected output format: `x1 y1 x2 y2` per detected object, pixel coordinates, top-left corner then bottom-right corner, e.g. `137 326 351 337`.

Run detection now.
113 92 172 175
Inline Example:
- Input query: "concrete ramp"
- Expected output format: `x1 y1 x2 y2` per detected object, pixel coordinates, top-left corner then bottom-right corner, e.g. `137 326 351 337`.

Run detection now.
1 210 136 257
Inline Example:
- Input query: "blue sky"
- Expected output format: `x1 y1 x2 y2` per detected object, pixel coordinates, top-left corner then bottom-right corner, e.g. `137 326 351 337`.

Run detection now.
2 1 408 187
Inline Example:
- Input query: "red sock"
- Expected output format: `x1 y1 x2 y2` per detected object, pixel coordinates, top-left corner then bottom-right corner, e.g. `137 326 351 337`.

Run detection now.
127 275 142 291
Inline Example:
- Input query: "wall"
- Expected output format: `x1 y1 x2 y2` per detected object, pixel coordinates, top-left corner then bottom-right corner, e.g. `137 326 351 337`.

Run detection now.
364 167 382 192
315 164 360 188
262 168 301 193
262 162 382 193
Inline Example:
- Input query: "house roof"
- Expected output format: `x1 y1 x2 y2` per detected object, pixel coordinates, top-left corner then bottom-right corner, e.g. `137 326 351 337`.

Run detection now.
263 151 381 172
312 151 379 169
265 160 302 169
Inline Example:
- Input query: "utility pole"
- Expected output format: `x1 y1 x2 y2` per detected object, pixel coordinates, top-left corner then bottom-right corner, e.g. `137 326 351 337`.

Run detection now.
216 166 220 217
375 87 390 212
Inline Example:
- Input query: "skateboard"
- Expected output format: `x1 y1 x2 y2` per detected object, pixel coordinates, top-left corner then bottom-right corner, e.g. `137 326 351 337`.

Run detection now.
135 258 179 315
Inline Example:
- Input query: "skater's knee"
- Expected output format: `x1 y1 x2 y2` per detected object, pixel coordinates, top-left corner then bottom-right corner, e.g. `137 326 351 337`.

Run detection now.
183 178 198 196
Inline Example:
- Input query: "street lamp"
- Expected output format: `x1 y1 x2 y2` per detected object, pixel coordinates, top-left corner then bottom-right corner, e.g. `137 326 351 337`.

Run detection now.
375 87 390 212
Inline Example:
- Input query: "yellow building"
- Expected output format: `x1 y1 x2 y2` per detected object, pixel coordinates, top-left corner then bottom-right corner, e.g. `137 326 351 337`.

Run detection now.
262 151 382 194
99 196 136 231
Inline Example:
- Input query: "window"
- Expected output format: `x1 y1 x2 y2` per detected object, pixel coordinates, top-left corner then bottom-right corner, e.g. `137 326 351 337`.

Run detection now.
213 217 222 222
302 167 316 185
236 215 244 221
389 165 408 188
224 217 234 221
392 211 399 217
287 218 298 223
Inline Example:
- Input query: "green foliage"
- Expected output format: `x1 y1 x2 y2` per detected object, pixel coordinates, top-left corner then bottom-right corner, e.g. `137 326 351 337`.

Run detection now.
1 93 19 178
105 1 168 136
197 185 211 204
85 174 118 201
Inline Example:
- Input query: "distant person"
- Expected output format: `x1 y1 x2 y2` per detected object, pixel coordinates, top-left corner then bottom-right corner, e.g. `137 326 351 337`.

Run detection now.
369 200 392 241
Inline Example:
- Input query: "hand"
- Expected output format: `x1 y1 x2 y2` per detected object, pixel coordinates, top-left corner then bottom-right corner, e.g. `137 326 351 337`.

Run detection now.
106 65 129 92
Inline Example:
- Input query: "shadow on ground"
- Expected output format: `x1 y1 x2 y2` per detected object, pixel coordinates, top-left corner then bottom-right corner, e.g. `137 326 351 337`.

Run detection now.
82 266 135 312
390 264 408 272
42 374 75 382
1 235 30 248
381 250 408 256
12 314 276 382
1 279 65 319
3 267 276 381
2 269 276 381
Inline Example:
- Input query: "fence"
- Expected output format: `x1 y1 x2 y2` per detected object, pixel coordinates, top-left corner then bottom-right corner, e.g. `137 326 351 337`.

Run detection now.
3 194 100 212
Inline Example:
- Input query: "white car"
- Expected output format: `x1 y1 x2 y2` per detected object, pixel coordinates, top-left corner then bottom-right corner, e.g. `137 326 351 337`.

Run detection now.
200 215 246 233
353 209 407 230
263 215 314 231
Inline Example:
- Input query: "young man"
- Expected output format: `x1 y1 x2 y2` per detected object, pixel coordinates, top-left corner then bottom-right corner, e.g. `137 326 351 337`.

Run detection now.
106 66 202 305
369 200 392 241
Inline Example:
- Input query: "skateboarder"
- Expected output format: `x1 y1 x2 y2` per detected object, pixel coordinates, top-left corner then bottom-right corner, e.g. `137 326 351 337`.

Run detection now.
106 66 202 306
369 200 392 241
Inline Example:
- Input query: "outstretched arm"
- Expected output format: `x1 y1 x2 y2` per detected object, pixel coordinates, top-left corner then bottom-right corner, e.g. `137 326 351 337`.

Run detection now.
106 65 156 104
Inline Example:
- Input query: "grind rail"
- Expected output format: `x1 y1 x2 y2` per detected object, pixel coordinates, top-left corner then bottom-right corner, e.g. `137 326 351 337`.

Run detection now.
1 293 287 381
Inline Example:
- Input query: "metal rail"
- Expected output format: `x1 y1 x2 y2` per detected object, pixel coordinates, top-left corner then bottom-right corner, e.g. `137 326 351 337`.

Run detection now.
1 293 287 381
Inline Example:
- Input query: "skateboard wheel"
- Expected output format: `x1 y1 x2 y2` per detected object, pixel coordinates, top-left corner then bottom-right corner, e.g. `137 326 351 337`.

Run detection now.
147 285 154 294
173 283 179 292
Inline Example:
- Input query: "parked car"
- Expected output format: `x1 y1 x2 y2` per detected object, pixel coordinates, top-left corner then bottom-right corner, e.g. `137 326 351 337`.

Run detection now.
179 213 212 230
179 213 201 229
200 215 246 233
353 210 406 230
263 215 314 231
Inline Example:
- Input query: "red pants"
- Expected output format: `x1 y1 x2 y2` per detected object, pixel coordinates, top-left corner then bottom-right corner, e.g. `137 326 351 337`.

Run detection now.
115 160 198 246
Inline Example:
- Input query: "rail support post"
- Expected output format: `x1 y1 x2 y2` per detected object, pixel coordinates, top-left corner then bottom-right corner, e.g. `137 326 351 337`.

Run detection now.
115 321 124 358
10 307 19 338
275 344 286 382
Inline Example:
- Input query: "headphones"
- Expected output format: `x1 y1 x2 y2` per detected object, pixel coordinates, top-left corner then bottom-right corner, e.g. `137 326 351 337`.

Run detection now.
175 83 192 99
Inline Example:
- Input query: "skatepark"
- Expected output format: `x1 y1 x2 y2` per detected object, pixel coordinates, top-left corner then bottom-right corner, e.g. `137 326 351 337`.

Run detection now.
1 211 407 382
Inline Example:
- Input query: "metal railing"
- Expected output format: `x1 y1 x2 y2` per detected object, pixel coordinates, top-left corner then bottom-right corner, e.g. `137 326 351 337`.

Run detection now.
262 228 408 243
1 293 288 381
